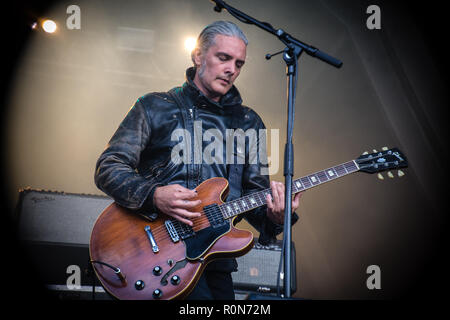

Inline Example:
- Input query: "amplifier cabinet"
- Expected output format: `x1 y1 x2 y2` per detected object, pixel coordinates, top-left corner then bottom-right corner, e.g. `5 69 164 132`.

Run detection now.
232 239 297 295
16 188 113 287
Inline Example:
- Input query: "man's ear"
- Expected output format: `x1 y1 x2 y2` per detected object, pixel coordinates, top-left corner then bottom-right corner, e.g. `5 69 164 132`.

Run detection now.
192 48 202 68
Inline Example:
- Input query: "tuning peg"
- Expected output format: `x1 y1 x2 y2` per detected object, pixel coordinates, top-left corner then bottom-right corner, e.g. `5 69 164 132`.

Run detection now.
372 149 377 153
362 151 368 155
387 171 394 178
397 170 405 177
381 147 388 151
377 173 384 180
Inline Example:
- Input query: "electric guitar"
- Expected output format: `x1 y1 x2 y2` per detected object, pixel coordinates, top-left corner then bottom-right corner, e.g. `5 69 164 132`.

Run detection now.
89 147 407 300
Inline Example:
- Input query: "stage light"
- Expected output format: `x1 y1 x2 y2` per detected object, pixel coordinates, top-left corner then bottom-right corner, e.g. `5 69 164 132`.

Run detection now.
42 19 57 33
184 37 196 53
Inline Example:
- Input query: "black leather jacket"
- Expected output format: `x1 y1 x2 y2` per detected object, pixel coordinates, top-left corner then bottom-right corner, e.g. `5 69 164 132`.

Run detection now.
95 67 297 271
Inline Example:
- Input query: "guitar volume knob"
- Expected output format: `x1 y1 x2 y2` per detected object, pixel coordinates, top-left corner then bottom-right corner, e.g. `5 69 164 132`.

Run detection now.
134 280 145 290
171 275 181 285
153 266 162 276
153 289 163 299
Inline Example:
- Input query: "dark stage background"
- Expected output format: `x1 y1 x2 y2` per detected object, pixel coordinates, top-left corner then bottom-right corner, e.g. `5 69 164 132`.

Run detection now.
1 0 448 302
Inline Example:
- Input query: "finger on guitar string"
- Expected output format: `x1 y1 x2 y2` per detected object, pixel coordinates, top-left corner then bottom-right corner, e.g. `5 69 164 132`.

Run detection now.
166 213 193 226
265 181 285 224
169 208 203 226
173 185 198 199
270 181 280 213
266 192 274 210
153 184 204 224
174 198 202 209
278 182 285 212
271 181 286 213
149 210 211 239
292 192 303 211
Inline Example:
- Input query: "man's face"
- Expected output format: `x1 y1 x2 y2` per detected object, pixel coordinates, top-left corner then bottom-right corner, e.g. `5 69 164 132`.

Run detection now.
193 34 246 102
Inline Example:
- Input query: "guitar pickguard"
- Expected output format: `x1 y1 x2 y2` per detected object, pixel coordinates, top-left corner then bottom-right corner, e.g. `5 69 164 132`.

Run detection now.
183 221 231 260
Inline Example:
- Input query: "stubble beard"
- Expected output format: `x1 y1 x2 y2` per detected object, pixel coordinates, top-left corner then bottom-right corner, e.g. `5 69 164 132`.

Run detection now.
197 59 221 100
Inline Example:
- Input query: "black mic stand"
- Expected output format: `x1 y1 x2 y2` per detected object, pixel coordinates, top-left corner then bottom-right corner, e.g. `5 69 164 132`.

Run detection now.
210 0 342 299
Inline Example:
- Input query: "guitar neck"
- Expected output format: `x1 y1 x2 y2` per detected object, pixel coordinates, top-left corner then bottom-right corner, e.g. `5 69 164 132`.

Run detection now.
220 160 360 219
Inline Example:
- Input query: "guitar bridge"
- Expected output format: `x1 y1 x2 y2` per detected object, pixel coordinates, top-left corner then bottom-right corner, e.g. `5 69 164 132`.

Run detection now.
165 219 195 241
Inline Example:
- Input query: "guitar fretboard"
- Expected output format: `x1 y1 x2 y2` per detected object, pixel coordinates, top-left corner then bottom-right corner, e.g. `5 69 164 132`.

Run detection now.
219 160 359 219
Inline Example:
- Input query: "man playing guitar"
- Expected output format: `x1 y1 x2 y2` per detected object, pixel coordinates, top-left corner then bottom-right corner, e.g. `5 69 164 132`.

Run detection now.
94 20 301 300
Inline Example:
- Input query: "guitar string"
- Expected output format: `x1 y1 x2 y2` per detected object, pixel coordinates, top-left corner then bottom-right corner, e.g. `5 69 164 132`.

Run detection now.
149 185 282 241
165 161 355 228
147 160 364 241
154 190 309 240
150 203 235 240
149 211 212 240
153 158 402 241
149 163 355 239
149 193 266 239
99 156 398 267
154 170 381 243
148 158 388 237
152 182 323 238
217 161 363 221
216 161 359 220
148 204 233 241
149 188 275 242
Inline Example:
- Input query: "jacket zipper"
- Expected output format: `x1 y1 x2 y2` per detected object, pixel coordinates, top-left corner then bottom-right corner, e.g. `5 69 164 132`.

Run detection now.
188 106 201 185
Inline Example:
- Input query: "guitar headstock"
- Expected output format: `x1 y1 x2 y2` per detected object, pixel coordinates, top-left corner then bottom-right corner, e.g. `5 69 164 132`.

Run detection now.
356 147 408 178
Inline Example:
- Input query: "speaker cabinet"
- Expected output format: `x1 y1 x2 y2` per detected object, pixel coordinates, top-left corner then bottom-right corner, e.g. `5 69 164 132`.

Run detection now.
232 239 296 296
16 188 113 288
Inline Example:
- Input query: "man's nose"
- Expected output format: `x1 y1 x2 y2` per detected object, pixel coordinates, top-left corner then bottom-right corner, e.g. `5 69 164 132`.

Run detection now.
224 61 236 75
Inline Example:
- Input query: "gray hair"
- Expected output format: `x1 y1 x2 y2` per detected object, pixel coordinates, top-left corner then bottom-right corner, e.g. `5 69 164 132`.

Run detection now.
191 20 248 65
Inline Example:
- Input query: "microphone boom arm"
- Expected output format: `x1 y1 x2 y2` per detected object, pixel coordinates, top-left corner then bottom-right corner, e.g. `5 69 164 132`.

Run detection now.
210 0 342 68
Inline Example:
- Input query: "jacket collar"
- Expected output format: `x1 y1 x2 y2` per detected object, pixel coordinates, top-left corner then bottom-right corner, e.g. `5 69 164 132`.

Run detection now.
181 67 243 110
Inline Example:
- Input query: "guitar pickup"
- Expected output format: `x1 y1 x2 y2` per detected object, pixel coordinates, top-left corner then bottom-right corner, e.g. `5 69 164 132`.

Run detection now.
144 225 159 253
165 220 180 243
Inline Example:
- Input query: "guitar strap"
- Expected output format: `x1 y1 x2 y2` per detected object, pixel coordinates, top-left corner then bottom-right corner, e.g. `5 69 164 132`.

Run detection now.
168 87 245 201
